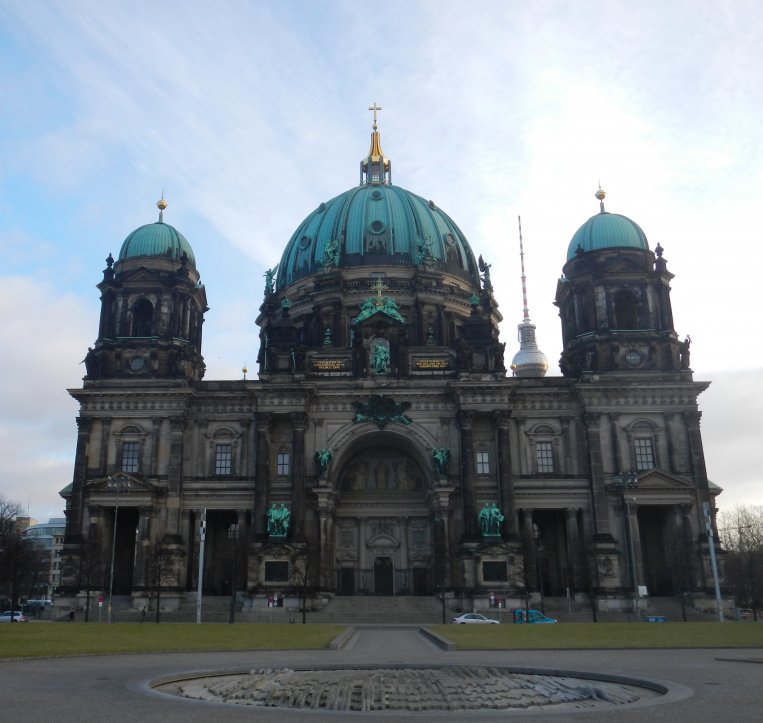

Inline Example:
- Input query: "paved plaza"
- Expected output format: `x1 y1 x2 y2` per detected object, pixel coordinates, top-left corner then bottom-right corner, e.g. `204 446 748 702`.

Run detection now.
1 627 760 721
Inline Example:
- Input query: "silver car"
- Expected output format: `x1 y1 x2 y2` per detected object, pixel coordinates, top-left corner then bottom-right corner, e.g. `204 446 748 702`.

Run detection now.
0 611 29 623
451 613 499 624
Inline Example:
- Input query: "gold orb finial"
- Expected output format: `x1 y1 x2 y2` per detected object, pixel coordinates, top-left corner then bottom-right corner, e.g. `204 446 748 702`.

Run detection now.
595 186 606 213
157 198 168 211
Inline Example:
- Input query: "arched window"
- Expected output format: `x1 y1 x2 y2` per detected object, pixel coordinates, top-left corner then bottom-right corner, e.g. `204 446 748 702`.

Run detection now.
626 420 659 471
207 426 240 476
131 298 154 337
613 289 639 330
114 425 146 474
525 424 561 476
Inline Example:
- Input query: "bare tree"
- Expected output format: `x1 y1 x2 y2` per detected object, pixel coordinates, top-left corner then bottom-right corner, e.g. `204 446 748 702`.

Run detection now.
718 506 763 621
79 525 107 622
290 545 320 624
146 540 176 623
0 496 42 615
663 518 696 621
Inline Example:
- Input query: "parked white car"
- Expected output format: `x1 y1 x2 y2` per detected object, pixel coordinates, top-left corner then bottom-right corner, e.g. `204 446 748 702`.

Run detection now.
451 612 499 624
0 611 29 623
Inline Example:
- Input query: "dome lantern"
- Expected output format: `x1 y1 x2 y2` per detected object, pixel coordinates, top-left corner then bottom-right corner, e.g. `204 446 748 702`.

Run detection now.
360 102 391 185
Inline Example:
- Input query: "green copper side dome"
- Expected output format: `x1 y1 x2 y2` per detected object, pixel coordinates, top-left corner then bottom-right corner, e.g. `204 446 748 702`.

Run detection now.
566 189 649 261
277 183 479 290
118 200 196 266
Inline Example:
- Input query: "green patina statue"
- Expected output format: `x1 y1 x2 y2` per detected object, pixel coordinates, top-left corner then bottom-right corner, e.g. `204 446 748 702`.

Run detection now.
372 341 390 374
432 448 450 475
315 448 332 475
267 503 290 537
479 502 504 537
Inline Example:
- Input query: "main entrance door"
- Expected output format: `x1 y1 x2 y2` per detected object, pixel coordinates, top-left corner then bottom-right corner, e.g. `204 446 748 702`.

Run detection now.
374 557 394 595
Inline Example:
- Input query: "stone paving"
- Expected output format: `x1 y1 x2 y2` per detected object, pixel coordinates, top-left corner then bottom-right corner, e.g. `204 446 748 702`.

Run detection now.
1 626 761 722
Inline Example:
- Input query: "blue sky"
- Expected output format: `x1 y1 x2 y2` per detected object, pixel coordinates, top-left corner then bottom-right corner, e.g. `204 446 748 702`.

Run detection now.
1 0 761 521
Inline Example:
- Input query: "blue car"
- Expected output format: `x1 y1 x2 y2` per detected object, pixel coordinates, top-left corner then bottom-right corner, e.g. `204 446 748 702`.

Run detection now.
513 609 557 624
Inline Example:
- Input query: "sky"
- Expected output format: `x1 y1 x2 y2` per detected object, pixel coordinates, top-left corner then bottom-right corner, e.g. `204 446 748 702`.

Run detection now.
1 0 760 522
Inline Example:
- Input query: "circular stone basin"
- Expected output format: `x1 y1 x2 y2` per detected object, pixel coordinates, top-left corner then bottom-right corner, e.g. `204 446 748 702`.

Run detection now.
153 665 664 713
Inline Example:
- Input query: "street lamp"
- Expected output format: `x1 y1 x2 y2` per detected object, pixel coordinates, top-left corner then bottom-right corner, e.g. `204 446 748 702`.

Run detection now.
106 475 131 623
613 472 639 619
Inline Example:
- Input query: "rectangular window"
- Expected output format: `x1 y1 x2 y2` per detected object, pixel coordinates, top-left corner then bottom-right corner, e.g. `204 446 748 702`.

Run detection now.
277 452 290 476
264 561 289 582
634 438 655 471
475 451 490 475
536 442 554 473
121 442 140 473
482 561 508 582
215 444 233 475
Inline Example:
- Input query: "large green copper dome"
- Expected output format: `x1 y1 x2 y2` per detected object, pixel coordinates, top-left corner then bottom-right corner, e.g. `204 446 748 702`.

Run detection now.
566 190 648 261
277 183 479 290
118 201 196 266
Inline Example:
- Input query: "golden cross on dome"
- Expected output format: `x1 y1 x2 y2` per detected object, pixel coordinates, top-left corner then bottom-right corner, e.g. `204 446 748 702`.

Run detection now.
368 102 382 130
371 277 389 299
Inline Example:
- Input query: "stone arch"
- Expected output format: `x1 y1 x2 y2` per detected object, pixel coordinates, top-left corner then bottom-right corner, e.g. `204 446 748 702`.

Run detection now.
327 423 437 483
334 431 430 496
130 297 154 337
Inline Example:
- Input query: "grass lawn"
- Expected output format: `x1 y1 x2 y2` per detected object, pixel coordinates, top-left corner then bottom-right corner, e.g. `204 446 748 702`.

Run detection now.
2 621 761 659
0 623 344 659
431 621 763 650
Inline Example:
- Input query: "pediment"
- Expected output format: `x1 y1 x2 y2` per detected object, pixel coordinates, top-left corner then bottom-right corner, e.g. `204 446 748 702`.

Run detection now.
86 472 157 493
120 266 163 283
631 469 695 490
601 256 649 275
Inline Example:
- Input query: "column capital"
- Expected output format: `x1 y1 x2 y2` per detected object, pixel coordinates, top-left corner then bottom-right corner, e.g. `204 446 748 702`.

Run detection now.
457 410 474 430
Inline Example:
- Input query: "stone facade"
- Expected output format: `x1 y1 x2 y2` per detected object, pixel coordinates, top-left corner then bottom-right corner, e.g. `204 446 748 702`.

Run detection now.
60 129 721 614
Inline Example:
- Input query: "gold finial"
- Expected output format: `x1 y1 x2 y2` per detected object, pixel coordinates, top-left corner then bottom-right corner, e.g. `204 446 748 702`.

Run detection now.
595 186 606 212
157 194 167 222
368 102 382 130
242 364 248 380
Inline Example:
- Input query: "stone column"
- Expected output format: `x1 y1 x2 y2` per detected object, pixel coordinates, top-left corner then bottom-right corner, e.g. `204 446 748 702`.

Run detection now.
67 417 92 542
290 412 308 536
150 417 162 477
560 418 571 476
99 417 111 475
684 410 712 529
166 416 186 537
513 416 526 475
609 413 622 474
494 411 517 535
565 508 581 594
457 411 478 538
583 413 611 537
254 414 271 536
238 418 252 479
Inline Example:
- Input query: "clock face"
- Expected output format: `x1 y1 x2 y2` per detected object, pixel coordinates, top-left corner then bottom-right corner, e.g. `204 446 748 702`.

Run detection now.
625 349 642 366
129 355 145 372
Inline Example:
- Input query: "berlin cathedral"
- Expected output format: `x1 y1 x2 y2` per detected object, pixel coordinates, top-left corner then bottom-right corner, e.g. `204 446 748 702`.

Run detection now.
60 112 721 615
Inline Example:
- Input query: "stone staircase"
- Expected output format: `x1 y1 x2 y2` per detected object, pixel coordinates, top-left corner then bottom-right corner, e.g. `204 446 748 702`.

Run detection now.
304 596 449 625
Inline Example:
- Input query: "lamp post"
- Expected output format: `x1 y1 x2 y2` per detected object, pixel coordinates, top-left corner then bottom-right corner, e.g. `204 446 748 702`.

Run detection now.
702 501 724 622
196 509 206 624
613 472 639 619
106 474 131 623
